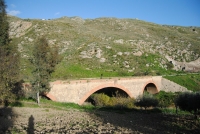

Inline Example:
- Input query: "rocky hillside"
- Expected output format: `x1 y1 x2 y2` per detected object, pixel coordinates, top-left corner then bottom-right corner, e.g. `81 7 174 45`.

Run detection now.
7 16 200 80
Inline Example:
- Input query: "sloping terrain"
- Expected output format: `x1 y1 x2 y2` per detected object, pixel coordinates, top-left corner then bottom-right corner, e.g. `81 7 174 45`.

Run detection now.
7 16 200 80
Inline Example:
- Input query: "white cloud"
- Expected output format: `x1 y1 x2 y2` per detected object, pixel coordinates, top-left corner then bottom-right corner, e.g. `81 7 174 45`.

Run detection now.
54 12 60 16
11 4 16 8
7 9 21 16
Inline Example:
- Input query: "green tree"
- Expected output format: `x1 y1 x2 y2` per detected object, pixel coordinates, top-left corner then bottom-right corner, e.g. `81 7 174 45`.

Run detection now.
0 0 20 105
31 36 60 103
0 0 9 47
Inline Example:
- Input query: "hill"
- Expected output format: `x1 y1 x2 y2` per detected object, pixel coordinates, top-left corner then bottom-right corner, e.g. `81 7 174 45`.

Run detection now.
7 16 200 80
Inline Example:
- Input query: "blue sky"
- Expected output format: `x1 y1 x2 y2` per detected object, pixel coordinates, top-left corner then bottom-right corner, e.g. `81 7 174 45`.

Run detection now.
5 0 200 26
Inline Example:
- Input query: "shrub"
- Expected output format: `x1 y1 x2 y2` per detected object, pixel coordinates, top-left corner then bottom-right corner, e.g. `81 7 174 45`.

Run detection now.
108 97 135 109
90 93 135 109
175 92 200 118
154 91 176 108
135 94 158 110
90 93 110 106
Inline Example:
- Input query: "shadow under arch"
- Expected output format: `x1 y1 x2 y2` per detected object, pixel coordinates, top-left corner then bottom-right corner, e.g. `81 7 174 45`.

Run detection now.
143 82 159 94
79 83 133 105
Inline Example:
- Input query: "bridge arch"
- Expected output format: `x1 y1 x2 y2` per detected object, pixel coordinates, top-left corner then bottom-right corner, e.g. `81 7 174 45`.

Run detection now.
142 81 159 94
79 83 133 105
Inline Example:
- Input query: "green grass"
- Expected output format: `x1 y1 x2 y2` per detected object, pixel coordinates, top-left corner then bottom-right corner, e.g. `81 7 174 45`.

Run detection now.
40 98 95 111
8 98 95 111
164 73 200 91
9 101 24 107
51 62 133 79
52 53 181 79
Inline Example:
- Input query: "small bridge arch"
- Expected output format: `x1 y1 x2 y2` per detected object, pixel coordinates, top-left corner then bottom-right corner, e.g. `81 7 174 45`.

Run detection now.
79 83 133 105
143 81 159 94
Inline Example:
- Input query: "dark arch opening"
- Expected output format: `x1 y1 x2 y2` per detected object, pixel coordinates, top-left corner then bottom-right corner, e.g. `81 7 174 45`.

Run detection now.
41 95 51 100
93 87 129 97
85 87 129 105
144 83 158 94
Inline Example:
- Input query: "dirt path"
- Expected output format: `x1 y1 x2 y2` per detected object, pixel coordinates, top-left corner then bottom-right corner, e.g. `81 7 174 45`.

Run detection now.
0 106 199 134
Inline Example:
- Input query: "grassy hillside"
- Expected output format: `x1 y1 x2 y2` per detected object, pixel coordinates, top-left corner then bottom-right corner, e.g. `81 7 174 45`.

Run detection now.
7 16 200 81
164 74 200 92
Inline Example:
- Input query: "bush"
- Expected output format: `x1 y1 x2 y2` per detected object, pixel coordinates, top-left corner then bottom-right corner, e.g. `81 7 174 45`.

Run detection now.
90 93 110 106
108 97 135 109
90 93 135 109
135 94 158 110
175 92 200 118
154 91 177 108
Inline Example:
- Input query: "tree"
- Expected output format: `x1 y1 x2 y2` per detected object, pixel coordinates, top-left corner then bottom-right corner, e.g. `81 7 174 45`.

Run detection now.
0 0 9 47
0 0 20 106
31 36 60 104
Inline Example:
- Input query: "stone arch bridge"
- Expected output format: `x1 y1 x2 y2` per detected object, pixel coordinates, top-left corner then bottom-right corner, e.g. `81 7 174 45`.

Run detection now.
46 76 187 105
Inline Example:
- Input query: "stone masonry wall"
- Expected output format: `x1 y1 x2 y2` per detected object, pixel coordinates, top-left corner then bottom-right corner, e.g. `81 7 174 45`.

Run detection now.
48 76 162 105
161 78 188 92
48 76 189 105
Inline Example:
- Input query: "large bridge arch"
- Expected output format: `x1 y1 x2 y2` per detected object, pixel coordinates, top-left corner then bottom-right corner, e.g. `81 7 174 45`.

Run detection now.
142 81 159 94
79 83 133 105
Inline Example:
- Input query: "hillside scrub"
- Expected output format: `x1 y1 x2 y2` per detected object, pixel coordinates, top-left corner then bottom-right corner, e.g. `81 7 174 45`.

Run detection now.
6 15 200 82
